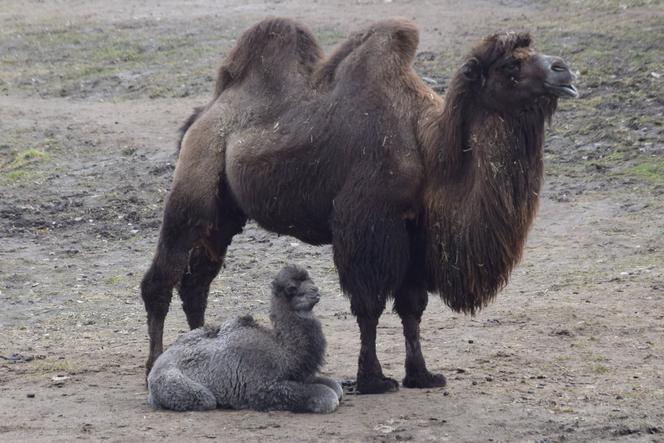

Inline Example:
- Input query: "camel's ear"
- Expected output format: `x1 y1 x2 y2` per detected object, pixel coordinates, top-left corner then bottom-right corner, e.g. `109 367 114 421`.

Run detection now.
271 280 286 298
461 57 482 83
515 32 532 49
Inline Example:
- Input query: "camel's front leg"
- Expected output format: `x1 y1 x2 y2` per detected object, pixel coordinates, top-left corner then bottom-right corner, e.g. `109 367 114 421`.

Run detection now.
394 279 446 388
309 376 343 400
355 311 400 394
331 185 412 394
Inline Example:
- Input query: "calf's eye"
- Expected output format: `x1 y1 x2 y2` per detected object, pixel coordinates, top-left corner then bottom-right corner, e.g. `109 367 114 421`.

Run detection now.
504 59 521 74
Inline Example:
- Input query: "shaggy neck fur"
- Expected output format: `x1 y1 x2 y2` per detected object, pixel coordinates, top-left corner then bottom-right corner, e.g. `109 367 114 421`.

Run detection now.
270 297 326 378
419 71 557 314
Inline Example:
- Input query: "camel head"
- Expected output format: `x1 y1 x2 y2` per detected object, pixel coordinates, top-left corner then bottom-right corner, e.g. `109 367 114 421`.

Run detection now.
459 32 577 112
271 264 321 312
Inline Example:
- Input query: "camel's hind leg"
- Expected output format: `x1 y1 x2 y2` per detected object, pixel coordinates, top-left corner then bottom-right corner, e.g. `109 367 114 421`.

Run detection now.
142 103 234 376
147 366 217 411
141 191 245 376
178 199 246 330
141 213 199 377
177 245 222 330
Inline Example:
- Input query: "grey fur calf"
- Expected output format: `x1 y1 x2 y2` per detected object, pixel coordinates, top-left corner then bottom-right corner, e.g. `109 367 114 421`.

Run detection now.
147 264 342 413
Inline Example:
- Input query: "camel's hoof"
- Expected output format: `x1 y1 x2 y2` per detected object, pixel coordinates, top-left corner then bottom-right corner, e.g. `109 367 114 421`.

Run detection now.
402 371 447 389
354 376 399 394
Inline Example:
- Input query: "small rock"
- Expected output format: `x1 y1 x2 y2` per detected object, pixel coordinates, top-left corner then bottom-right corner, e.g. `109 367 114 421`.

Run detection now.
27 393 35 398
374 424 395 434
416 51 436 61
51 375 70 386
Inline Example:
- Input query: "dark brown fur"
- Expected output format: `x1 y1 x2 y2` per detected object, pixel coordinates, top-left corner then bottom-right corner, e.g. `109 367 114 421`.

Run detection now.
142 19 574 394
419 33 557 314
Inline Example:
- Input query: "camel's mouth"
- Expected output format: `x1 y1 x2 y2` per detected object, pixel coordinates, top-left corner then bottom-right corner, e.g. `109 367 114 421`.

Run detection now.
544 82 578 98
293 292 320 311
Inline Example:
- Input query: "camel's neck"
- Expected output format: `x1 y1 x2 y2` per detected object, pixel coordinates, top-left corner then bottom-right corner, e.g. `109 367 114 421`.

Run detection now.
270 300 326 378
461 105 546 209
418 92 554 314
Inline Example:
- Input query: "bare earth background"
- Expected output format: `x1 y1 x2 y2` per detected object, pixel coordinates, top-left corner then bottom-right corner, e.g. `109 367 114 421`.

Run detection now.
1 0 663 441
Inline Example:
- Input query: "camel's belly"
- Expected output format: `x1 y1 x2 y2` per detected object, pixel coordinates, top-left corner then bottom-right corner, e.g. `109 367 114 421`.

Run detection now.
225 131 337 245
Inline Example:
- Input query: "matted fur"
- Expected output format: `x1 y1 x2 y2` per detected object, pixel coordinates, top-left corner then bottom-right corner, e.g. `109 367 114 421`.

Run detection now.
418 32 558 313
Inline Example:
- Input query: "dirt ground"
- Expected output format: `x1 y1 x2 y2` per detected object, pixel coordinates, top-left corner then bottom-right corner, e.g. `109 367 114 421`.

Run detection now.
1 0 663 441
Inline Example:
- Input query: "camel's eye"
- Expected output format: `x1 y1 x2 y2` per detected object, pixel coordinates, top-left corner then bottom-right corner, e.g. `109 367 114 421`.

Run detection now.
503 59 521 74
501 59 521 84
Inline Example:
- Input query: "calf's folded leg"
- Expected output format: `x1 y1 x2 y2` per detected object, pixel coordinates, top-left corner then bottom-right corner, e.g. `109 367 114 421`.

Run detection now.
147 367 217 411
248 381 339 413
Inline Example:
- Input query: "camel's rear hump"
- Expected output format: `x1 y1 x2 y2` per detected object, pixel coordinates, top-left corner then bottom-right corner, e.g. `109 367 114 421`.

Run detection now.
314 18 419 87
216 18 323 95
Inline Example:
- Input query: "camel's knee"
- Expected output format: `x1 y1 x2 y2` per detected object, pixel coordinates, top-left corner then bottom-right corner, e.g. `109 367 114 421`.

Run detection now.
141 266 173 315
141 226 199 314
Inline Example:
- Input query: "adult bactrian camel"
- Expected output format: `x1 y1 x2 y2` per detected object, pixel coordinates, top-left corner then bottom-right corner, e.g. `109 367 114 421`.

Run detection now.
141 17 577 394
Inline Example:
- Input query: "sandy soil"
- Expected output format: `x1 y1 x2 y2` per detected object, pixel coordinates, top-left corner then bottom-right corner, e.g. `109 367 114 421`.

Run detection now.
1 0 663 441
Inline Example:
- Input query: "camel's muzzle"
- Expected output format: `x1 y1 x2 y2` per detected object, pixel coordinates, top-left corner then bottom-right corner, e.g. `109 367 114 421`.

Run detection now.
541 55 578 98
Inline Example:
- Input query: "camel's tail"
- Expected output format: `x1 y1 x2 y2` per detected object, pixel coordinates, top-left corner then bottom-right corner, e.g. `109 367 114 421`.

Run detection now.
176 106 204 155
